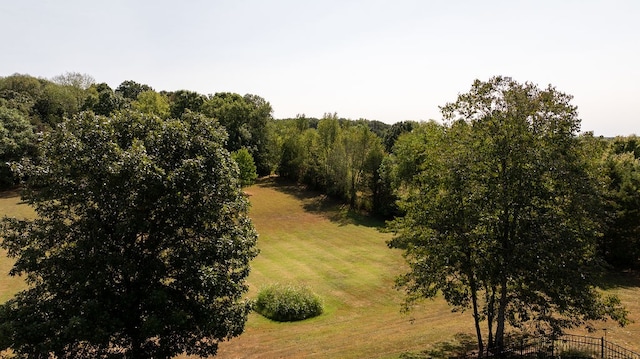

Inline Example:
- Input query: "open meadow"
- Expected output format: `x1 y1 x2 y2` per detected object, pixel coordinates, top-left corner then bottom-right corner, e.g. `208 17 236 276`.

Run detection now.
1 179 639 358
193 179 475 358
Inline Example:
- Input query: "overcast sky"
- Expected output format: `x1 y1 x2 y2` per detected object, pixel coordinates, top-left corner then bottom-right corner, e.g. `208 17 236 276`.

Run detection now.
1 0 638 136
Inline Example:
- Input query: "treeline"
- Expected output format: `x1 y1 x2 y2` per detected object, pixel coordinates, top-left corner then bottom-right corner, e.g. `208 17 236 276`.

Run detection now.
0 73 638 269
0 73 275 185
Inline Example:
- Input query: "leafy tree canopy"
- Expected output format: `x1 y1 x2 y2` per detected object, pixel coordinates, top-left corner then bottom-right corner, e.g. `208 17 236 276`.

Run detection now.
0 106 37 188
0 110 258 358
132 90 170 119
202 92 274 175
116 80 153 101
387 76 628 356
82 83 125 116
600 138 640 268
168 89 205 119
232 147 258 186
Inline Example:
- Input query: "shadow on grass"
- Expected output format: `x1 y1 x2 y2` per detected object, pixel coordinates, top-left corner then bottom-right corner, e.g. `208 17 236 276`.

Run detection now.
598 269 640 290
255 177 384 229
0 188 21 199
399 333 476 359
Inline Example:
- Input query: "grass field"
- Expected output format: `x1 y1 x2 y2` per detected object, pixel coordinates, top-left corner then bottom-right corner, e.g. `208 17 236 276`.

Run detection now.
1 180 639 358
197 179 478 359
198 179 640 358
0 190 33 303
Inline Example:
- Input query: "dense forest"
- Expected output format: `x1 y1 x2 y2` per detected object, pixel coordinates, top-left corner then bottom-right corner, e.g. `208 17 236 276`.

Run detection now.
1 72 638 270
0 72 639 357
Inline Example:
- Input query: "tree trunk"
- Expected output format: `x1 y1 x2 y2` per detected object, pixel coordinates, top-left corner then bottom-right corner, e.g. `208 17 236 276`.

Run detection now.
470 274 484 358
494 279 508 351
486 284 496 349
349 172 357 209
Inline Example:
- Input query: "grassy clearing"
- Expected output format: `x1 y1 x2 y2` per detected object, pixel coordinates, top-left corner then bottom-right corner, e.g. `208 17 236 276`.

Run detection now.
188 179 640 358
178 179 475 358
567 271 640 351
0 189 34 303
1 182 639 358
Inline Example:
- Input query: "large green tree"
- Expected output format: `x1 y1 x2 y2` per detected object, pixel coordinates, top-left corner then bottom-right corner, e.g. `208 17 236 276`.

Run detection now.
276 117 310 181
387 77 627 356
82 83 124 116
115 80 153 101
132 90 170 119
202 93 274 176
167 89 205 119
32 82 83 127
600 136 640 268
0 110 258 358
0 106 37 188
232 147 258 187
341 124 384 210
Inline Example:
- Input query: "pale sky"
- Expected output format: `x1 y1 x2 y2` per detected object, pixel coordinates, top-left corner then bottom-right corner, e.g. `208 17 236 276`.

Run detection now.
1 0 638 137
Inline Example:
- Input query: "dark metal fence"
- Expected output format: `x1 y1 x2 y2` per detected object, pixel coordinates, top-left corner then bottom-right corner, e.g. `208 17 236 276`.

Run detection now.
478 334 639 359
550 334 640 359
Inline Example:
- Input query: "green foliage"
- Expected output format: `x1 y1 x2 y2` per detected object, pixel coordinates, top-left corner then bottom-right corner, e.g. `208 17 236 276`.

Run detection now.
388 76 627 354
276 114 387 211
115 80 153 101
32 82 82 127
232 147 258 186
82 82 124 116
383 120 417 153
168 89 205 119
600 137 640 268
0 110 258 358
132 90 170 118
0 74 43 100
275 117 311 180
0 106 37 188
1 73 86 129
202 92 274 175
254 283 323 322
610 135 640 158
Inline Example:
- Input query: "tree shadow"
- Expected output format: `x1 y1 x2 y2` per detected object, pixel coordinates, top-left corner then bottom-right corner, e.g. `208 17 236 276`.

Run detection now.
597 269 640 290
0 188 21 199
254 177 384 229
399 333 476 359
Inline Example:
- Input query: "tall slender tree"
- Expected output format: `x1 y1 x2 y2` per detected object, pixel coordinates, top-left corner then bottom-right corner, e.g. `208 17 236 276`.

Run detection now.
388 77 627 355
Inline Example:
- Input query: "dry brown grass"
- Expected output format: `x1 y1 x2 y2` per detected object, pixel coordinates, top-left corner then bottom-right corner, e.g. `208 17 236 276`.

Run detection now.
0 189 33 302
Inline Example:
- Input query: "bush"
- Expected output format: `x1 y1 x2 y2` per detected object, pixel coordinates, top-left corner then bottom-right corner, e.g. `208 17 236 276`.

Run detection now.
254 283 323 322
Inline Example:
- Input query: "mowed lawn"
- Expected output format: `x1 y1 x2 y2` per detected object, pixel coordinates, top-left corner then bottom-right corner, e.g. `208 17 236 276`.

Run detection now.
1 180 639 358
0 190 33 303
196 179 640 358
187 179 476 358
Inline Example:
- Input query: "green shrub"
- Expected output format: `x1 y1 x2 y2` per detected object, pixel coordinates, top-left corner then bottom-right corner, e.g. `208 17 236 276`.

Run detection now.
254 283 323 322
232 147 258 186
